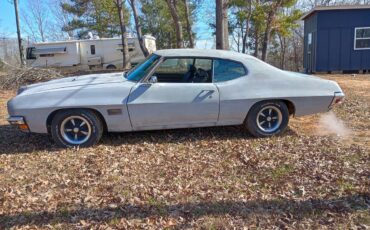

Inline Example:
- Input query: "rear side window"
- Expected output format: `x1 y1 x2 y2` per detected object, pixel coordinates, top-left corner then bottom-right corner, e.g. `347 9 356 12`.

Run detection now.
213 59 246 82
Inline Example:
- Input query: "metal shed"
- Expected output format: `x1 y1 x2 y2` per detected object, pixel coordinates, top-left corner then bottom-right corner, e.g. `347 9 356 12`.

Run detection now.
302 5 370 73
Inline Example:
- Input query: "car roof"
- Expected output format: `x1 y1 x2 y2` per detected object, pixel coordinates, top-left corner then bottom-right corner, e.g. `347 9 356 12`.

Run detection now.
154 49 254 62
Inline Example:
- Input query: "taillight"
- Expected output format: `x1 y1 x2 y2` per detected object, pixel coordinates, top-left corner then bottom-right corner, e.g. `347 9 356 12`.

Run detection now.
329 92 345 109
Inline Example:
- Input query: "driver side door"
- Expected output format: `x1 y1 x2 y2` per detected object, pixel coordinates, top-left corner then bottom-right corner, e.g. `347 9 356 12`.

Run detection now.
127 58 220 130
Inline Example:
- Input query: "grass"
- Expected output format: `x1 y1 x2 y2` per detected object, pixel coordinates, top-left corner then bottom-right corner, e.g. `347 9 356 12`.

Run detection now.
270 164 295 181
0 75 369 229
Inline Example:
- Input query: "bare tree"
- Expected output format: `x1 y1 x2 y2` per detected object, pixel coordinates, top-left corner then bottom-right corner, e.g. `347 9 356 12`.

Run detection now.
129 0 149 56
216 0 229 50
21 0 49 42
166 0 184 48
115 0 131 69
183 0 194 48
50 0 74 39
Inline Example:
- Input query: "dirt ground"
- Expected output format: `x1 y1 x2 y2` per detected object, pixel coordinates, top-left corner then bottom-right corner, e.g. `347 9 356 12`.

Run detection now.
0 75 369 229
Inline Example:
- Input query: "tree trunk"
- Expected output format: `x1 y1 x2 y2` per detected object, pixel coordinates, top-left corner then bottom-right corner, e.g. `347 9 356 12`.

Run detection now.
166 0 183 48
129 0 149 57
216 0 229 50
293 36 300 72
242 0 252 53
222 0 229 50
14 0 24 66
116 0 131 69
261 10 274 61
182 0 194 48
278 34 286 69
253 29 259 58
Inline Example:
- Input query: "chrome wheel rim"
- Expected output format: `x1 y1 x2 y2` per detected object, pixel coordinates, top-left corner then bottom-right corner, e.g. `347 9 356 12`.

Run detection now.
60 116 92 145
256 105 283 133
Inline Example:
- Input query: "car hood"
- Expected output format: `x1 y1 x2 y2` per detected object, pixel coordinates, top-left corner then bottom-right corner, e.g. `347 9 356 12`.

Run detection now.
18 72 128 95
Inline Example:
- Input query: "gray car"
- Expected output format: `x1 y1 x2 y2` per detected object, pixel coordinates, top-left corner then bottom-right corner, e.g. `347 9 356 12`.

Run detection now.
7 49 345 148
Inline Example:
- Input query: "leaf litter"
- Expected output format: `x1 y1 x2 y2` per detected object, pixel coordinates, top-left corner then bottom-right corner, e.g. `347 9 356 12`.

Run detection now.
0 75 369 229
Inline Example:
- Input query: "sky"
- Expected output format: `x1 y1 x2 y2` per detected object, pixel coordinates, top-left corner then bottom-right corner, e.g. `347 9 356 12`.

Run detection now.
0 1 22 37
0 0 215 48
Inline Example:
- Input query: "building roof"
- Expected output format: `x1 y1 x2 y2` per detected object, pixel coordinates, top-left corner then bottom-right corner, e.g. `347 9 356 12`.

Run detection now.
301 5 370 20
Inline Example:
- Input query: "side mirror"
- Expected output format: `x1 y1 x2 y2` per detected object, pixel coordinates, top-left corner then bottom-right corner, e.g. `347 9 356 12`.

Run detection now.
149 75 158 83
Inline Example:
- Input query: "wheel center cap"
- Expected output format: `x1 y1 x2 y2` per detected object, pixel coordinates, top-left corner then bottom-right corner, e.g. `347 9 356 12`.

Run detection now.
73 128 79 133
267 117 272 122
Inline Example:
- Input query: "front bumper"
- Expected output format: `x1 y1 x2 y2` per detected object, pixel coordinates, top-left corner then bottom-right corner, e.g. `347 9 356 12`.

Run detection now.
7 116 30 132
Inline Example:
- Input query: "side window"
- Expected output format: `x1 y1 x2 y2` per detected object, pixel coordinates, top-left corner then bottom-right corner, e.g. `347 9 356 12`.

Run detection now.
213 59 246 82
193 58 212 83
90 45 96 55
153 58 213 83
154 58 192 83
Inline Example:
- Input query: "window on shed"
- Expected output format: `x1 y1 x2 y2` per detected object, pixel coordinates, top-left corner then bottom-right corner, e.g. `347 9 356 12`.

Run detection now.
213 59 246 82
355 27 370 50
90 45 96 55
307 33 312 53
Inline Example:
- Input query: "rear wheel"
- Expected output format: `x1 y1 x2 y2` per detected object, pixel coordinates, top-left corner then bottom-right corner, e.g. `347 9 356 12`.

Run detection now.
51 109 103 148
245 101 289 138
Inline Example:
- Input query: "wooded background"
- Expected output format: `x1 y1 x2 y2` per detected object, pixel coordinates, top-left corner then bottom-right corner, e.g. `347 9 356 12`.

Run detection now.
2 0 370 70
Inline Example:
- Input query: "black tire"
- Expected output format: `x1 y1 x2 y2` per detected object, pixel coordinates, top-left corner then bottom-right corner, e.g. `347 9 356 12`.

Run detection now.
51 109 103 148
106 65 117 70
245 101 289 138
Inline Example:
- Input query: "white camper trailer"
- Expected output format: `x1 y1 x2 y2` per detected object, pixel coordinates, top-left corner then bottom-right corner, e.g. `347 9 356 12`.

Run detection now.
25 35 156 70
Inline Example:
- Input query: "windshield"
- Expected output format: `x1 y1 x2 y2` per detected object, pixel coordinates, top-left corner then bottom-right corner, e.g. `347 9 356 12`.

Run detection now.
125 54 160 82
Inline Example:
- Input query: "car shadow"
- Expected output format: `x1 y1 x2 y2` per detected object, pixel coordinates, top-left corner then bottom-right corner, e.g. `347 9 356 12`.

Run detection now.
0 194 368 228
0 124 299 155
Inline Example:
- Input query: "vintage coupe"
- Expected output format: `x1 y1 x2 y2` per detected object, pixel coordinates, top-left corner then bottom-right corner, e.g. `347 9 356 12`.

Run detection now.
7 49 344 147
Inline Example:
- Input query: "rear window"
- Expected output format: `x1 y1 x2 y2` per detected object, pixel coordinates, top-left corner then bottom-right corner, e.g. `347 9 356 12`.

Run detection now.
213 59 246 82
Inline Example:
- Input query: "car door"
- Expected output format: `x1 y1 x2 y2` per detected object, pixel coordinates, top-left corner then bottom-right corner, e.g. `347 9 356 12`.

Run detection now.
127 58 220 130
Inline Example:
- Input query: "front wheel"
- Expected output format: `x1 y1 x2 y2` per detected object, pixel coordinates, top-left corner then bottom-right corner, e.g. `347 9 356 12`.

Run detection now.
245 101 289 138
51 109 103 148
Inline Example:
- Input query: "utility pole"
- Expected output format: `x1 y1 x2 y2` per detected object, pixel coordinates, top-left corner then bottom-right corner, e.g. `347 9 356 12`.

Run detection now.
13 0 24 66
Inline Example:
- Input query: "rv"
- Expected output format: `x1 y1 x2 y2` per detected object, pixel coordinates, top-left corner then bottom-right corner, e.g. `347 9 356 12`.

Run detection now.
25 35 156 70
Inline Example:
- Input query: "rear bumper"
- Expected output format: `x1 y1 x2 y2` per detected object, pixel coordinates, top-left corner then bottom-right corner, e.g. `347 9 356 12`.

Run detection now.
7 116 30 132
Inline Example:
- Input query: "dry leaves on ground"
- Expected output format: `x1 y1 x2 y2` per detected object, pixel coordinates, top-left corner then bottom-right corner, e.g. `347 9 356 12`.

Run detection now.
0 74 369 229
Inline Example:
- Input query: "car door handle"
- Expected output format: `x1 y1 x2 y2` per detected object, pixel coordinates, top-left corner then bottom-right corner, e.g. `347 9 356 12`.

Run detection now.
197 90 215 99
202 90 214 94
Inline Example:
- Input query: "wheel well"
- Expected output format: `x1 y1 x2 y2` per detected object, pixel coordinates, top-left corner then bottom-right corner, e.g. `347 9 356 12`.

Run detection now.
106 64 116 69
46 108 108 134
246 99 296 119
281 100 295 116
